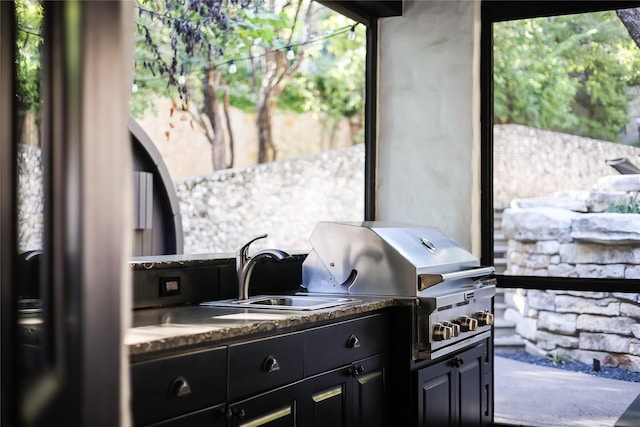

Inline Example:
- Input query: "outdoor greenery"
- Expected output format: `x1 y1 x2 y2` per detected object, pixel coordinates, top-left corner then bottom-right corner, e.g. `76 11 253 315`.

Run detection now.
607 192 640 213
494 11 640 142
132 0 365 170
15 0 43 141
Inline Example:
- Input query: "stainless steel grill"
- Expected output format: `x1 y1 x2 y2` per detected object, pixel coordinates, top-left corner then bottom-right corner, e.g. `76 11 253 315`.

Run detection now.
302 221 495 360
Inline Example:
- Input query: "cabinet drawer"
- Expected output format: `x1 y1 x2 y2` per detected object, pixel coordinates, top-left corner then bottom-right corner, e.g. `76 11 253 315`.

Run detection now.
304 313 388 376
131 347 227 426
229 333 304 401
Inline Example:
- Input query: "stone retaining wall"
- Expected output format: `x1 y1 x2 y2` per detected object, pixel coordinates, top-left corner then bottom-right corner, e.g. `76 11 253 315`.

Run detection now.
503 173 640 371
176 145 364 254
494 124 640 208
17 144 43 252
504 288 640 371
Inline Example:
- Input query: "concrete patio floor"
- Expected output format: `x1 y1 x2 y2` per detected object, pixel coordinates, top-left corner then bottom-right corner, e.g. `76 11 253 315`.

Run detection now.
494 356 640 427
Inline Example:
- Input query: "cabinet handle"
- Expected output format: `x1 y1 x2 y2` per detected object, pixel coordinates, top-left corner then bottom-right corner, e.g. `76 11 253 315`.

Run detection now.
169 376 192 397
348 364 365 377
262 355 281 372
347 334 361 348
452 357 465 368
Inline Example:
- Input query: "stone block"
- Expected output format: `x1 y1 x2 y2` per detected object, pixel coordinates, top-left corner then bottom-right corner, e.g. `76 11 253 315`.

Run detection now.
579 332 630 353
508 252 550 269
575 263 625 279
502 207 576 242
564 349 618 368
576 314 636 335
586 191 627 213
631 324 640 339
515 317 538 341
508 240 560 255
621 302 640 319
614 354 640 372
613 293 639 303
535 330 579 349
596 174 640 192
571 213 640 244
504 265 548 276
503 307 523 324
537 311 577 335
527 290 555 311
566 291 609 298
559 242 640 264
524 340 548 357
554 295 619 316
625 267 640 279
511 197 588 212
547 263 577 277
629 339 640 356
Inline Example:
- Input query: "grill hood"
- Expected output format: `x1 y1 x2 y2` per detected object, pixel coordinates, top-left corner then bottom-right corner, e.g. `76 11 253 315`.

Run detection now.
302 221 492 297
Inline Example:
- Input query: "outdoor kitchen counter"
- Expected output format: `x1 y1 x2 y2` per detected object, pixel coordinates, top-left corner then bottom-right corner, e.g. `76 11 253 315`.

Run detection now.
126 295 401 358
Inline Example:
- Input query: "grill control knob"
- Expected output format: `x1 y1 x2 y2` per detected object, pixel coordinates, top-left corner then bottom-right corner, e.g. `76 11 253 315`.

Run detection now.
458 316 478 332
433 323 453 341
442 321 460 337
475 311 494 326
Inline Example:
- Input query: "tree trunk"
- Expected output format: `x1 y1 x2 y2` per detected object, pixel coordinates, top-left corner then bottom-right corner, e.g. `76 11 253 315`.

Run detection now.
256 92 277 163
203 67 227 171
223 91 234 168
252 0 317 164
617 9 640 50
348 115 363 145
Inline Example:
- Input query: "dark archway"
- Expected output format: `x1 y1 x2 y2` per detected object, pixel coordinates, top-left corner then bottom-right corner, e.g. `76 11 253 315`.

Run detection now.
130 118 183 255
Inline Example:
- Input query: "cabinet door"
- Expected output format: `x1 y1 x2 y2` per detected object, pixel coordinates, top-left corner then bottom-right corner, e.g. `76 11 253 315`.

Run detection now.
416 341 491 427
457 342 491 426
228 384 298 427
301 369 349 427
351 354 387 427
417 356 456 427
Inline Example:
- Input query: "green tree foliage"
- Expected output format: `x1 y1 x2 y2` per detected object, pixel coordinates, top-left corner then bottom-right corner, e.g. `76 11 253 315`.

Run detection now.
15 0 43 135
132 0 364 169
494 11 640 141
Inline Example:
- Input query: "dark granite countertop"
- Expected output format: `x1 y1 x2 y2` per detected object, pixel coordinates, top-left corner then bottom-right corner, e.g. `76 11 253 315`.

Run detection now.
126 294 406 358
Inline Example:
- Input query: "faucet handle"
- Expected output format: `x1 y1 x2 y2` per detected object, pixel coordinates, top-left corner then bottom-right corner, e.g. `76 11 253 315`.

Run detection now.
237 233 268 259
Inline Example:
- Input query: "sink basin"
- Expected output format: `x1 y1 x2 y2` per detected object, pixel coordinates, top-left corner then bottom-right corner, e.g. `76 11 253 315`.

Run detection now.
201 295 358 311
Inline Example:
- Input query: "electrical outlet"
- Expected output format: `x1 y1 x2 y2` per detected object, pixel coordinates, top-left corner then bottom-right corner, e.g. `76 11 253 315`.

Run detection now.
159 276 181 297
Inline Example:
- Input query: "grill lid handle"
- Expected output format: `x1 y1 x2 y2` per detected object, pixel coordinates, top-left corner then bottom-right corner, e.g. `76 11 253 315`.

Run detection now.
419 266 495 291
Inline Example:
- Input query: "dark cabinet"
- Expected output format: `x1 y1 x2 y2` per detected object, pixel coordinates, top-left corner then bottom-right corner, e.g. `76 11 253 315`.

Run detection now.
131 346 227 426
227 384 298 427
301 353 387 427
131 313 390 427
228 333 304 401
350 354 387 427
416 341 491 427
302 368 349 427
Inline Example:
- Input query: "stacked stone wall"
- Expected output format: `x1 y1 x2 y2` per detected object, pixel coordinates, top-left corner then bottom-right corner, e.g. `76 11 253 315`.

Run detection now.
176 145 364 254
504 289 640 371
503 172 640 370
494 124 640 208
17 144 43 252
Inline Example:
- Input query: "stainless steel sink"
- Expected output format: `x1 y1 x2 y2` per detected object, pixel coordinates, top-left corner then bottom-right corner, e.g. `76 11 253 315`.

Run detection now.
201 295 358 311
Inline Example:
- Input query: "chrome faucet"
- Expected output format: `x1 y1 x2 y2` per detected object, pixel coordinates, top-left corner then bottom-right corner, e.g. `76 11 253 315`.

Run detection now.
236 234 290 300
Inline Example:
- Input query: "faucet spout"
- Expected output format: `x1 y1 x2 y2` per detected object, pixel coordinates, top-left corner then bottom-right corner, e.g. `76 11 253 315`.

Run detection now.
236 234 291 300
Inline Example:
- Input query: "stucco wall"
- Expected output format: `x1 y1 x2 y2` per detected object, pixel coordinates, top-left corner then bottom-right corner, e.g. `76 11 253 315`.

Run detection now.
377 0 481 253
